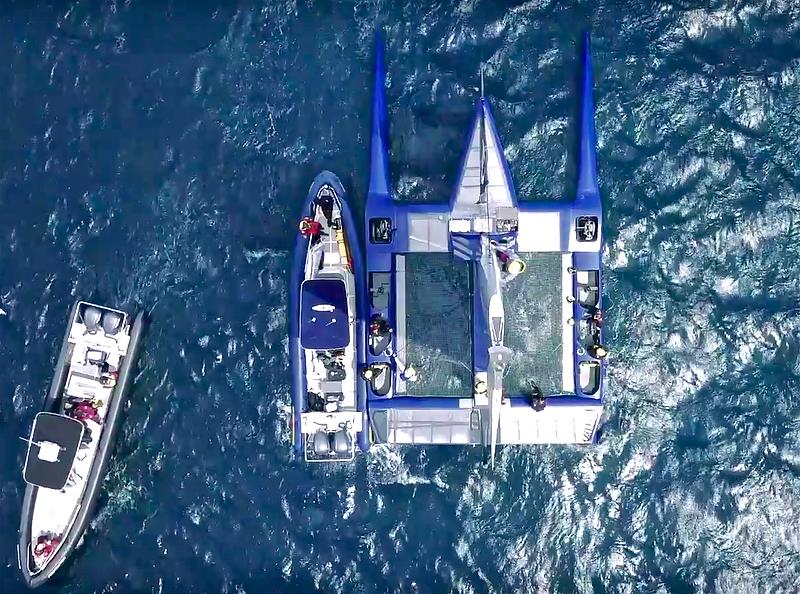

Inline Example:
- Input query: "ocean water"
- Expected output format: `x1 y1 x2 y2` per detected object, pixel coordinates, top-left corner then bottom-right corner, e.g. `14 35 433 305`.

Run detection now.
2 1 800 592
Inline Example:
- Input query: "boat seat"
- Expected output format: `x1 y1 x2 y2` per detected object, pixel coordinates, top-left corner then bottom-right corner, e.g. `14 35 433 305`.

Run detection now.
326 365 346 382
85 349 107 366
319 381 344 394
369 332 391 356
368 363 391 397
65 373 104 400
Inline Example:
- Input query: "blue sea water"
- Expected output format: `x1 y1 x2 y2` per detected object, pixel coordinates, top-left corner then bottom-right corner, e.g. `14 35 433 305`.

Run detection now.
2 1 800 592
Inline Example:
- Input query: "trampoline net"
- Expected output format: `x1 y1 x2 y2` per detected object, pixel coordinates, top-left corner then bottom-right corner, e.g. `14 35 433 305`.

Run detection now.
503 252 565 396
401 253 472 397
400 251 566 398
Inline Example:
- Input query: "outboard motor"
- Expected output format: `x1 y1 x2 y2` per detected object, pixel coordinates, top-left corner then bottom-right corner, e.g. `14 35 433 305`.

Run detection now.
83 306 102 333
312 431 330 457
332 430 351 456
101 311 123 335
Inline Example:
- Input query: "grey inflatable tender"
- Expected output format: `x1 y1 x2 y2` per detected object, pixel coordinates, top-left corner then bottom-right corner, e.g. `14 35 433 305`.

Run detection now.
83 307 102 333
101 311 123 335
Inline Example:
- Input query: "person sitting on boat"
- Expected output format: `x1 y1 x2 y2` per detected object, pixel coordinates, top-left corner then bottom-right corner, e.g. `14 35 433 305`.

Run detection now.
299 217 323 239
369 315 391 337
100 368 118 388
592 307 603 327
66 399 100 424
361 364 384 382
33 534 60 559
494 244 526 283
589 343 609 360
585 309 605 357
399 364 418 383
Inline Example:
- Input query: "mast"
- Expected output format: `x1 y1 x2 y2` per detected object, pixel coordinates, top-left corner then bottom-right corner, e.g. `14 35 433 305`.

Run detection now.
478 65 490 226
476 65 508 467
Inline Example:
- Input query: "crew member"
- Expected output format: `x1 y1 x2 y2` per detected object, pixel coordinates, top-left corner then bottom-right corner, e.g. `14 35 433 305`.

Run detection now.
100 369 118 388
495 245 526 282
34 534 60 559
299 217 322 238
369 316 391 337
400 365 419 383
589 343 609 360
72 401 100 424
361 364 386 382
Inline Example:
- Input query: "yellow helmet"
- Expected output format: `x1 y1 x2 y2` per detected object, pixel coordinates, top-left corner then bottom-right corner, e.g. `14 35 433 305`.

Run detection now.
507 258 526 274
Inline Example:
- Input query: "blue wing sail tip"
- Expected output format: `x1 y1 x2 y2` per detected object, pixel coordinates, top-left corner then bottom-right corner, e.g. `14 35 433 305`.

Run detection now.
576 30 600 203
367 30 391 201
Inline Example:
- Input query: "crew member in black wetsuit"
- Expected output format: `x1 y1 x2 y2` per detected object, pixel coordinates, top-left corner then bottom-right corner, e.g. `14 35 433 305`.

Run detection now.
315 189 335 224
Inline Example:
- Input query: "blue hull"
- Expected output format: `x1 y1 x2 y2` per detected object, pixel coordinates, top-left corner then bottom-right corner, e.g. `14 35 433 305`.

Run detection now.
289 171 369 456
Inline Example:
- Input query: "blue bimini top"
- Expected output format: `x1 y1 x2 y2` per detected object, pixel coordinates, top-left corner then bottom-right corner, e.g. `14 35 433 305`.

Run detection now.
300 279 350 350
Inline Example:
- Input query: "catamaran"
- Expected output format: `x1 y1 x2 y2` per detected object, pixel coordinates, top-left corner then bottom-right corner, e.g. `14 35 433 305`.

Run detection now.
289 171 369 462
362 31 607 462
18 301 144 587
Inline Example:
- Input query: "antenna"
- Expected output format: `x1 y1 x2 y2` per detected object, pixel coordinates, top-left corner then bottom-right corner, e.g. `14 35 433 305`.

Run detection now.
478 82 490 231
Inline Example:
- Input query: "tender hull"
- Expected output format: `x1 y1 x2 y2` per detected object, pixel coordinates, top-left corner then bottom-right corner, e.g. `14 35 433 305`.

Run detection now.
289 171 368 457
18 303 145 588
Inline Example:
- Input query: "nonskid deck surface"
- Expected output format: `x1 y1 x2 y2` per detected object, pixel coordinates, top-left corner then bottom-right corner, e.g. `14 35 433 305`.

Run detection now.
400 251 568 398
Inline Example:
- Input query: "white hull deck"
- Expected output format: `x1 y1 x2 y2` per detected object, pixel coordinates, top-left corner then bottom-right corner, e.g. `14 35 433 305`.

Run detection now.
299 186 361 462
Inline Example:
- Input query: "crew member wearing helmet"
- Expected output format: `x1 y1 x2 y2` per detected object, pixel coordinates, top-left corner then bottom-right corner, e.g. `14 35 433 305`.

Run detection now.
299 217 323 238
589 343 609 360
495 244 526 283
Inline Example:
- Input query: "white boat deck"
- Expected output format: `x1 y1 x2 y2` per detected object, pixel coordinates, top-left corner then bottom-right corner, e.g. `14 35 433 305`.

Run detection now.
28 311 131 568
